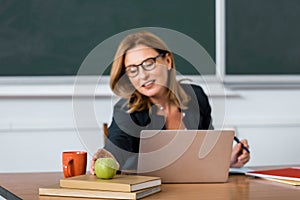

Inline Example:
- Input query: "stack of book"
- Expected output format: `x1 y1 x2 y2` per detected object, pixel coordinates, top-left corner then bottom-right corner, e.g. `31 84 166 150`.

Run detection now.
246 167 300 186
39 174 161 199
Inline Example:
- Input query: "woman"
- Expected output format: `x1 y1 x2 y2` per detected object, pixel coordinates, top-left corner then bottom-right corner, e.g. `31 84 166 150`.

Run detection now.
90 31 250 174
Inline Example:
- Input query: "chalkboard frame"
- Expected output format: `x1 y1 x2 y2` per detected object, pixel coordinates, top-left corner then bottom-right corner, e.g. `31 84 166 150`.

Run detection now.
0 0 216 81
2 0 299 86
217 0 300 85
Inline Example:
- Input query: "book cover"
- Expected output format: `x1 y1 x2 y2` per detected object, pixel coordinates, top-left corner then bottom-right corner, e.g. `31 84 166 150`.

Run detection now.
246 167 300 181
60 174 161 192
264 178 300 186
39 184 161 199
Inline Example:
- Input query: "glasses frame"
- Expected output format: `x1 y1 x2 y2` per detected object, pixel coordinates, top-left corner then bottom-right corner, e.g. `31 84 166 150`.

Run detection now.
125 53 165 78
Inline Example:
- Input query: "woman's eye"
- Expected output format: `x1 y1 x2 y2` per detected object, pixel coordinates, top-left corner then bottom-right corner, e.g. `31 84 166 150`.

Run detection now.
129 67 137 73
143 59 155 67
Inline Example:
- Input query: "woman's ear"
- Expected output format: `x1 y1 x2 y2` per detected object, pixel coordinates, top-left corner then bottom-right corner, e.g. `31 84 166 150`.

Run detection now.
164 53 173 69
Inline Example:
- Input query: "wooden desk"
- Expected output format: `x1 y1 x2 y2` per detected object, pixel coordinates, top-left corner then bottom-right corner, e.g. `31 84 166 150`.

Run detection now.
0 172 300 200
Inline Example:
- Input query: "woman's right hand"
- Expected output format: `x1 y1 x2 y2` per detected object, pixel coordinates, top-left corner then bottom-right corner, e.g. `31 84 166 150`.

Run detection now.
90 148 120 175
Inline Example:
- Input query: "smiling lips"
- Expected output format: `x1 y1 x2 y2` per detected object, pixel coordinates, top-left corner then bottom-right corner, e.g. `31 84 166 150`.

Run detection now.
142 80 155 89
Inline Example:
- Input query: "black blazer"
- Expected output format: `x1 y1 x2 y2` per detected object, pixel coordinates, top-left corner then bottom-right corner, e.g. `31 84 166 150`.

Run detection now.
104 83 213 169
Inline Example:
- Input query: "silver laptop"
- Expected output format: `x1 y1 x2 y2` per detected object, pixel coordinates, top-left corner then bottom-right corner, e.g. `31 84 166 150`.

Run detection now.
137 130 234 183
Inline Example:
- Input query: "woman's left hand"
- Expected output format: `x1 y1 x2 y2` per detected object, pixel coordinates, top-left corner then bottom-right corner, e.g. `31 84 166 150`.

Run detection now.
230 139 250 168
90 148 120 175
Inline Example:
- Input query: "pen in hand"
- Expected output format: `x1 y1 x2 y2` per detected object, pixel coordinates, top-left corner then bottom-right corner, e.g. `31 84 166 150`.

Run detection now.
234 136 250 153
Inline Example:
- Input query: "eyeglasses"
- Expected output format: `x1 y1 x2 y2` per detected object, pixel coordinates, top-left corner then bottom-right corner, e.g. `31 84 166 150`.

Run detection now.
125 53 164 78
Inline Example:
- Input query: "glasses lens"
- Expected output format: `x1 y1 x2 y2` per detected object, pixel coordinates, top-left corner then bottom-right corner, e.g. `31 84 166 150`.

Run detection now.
126 66 138 77
142 58 156 71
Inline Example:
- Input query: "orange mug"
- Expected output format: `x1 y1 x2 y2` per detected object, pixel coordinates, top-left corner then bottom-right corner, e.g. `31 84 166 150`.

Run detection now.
62 151 87 178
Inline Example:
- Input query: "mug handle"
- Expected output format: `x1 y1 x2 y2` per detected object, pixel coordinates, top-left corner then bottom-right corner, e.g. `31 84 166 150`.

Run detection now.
63 158 73 178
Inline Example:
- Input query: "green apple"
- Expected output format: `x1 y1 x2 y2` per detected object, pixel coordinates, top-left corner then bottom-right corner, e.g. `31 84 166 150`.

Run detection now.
94 157 118 179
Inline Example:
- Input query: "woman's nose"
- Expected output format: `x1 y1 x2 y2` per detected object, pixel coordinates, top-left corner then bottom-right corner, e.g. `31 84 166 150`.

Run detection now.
137 66 148 79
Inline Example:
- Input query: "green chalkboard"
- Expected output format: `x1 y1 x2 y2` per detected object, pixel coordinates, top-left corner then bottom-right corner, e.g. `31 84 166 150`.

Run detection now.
0 0 215 76
226 0 300 75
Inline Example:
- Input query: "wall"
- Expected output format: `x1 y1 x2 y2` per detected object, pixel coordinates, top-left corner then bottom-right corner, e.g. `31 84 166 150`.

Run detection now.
1 81 300 172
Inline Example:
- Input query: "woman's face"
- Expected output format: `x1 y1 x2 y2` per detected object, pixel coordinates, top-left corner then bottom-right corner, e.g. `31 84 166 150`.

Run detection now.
124 45 172 98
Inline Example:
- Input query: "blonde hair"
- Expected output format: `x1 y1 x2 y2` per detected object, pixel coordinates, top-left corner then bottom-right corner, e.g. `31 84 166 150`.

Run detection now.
110 31 190 113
